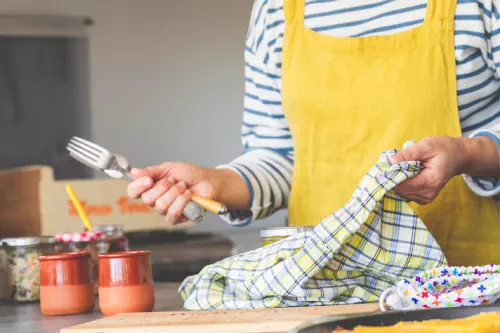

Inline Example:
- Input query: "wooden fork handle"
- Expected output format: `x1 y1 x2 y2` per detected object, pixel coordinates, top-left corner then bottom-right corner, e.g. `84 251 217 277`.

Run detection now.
191 195 228 215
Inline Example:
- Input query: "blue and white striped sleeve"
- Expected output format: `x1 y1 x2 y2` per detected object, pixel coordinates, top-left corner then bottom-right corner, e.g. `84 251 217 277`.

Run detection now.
462 124 500 197
217 0 293 226
462 2 500 197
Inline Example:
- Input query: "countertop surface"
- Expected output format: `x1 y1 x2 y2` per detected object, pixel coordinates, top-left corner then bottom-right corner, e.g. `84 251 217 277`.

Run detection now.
0 283 184 333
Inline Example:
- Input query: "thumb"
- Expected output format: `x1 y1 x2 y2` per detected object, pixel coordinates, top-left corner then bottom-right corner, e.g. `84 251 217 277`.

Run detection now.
390 146 424 164
130 163 173 180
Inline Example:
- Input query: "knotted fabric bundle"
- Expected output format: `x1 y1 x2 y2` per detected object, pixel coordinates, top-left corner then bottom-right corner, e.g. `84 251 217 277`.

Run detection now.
179 149 447 310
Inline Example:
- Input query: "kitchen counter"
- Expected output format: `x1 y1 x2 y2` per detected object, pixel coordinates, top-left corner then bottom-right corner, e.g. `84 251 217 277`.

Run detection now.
0 283 184 333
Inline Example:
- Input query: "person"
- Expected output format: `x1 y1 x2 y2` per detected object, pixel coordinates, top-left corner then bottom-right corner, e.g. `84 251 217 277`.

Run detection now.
128 0 500 266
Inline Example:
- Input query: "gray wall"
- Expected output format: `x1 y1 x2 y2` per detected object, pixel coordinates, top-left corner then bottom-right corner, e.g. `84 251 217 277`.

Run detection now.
0 0 286 251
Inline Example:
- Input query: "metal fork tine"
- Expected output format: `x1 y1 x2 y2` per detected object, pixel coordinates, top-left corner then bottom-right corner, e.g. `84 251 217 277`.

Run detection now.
67 143 100 166
69 138 102 158
69 139 103 159
69 152 102 171
71 136 107 154
67 142 99 160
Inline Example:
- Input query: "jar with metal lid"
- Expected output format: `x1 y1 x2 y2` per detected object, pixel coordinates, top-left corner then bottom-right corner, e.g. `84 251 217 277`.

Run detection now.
2 237 67 302
260 227 313 247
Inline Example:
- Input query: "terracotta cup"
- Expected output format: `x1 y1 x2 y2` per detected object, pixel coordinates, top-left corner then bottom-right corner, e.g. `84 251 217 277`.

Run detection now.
39 252 95 315
98 250 155 315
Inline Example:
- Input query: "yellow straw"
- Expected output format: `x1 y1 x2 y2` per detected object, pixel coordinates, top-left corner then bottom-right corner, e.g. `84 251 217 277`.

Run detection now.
65 184 93 231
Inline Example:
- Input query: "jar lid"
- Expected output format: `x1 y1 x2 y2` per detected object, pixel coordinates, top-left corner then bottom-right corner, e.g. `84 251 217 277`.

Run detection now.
92 224 123 235
54 231 105 243
2 236 57 247
260 227 313 238
98 250 151 259
39 251 91 261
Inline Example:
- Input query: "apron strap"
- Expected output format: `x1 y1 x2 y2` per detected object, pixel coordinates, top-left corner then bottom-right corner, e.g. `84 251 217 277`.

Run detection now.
425 0 457 23
284 0 305 25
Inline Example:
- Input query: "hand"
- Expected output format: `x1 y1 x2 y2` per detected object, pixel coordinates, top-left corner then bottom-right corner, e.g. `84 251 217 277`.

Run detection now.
390 136 467 205
127 162 221 224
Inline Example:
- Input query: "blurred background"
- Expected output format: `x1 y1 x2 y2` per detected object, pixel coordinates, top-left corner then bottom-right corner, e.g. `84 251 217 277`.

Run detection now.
0 0 288 284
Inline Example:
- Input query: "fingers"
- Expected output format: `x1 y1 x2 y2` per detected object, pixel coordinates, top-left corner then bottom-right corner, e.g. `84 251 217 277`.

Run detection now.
130 168 150 179
390 152 406 164
155 181 187 214
394 172 442 205
395 189 432 205
140 178 174 207
129 175 192 224
128 163 174 199
127 177 154 199
390 145 424 164
130 162 173 180
166 190 192 225
390 139 432 164
126 162 208 225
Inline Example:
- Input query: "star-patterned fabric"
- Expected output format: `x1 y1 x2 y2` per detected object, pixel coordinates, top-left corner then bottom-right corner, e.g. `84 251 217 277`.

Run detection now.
380 265 500 311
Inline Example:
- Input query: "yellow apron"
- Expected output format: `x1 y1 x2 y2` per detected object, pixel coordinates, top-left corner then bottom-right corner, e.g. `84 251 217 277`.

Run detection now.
282 0 500 266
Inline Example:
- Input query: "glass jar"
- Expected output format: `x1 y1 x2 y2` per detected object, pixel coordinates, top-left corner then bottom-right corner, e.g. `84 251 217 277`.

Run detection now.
0 239 9 301
57 225 129 266
2 237 67 302
260 227 313 247
93 225 129 253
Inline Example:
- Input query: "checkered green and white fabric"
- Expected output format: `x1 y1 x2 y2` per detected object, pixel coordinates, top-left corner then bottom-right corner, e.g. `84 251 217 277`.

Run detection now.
179 149 447 310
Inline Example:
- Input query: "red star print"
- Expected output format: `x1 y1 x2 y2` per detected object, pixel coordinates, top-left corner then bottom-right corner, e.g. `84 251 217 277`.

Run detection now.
423 305 430 309
455 297 463 303
421 292 429 298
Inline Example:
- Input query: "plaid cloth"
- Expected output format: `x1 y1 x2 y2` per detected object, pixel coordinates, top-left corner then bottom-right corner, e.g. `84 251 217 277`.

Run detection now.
179 149 448 310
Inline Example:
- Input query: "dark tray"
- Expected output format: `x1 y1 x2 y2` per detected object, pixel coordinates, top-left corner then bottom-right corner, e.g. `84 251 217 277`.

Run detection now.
292 304 500 332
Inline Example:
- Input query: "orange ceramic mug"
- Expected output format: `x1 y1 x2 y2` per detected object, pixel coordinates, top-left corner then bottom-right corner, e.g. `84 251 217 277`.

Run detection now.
39 252 95 315
98 250 155 315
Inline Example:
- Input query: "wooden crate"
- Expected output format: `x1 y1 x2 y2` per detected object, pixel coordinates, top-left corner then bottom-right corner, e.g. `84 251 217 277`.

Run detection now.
0 165 192 237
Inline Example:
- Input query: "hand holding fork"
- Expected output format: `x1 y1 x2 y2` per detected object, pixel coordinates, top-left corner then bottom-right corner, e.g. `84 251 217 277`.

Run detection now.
67 136 228 223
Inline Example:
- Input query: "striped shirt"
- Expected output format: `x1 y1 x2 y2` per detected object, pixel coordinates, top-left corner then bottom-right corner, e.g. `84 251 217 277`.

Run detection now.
221 0 500 226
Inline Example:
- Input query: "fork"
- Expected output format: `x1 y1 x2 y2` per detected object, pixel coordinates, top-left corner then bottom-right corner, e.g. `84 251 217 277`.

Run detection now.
67 136 228 223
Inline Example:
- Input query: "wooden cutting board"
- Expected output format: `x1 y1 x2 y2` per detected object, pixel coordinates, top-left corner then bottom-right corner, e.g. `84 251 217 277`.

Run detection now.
61 303 379 333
